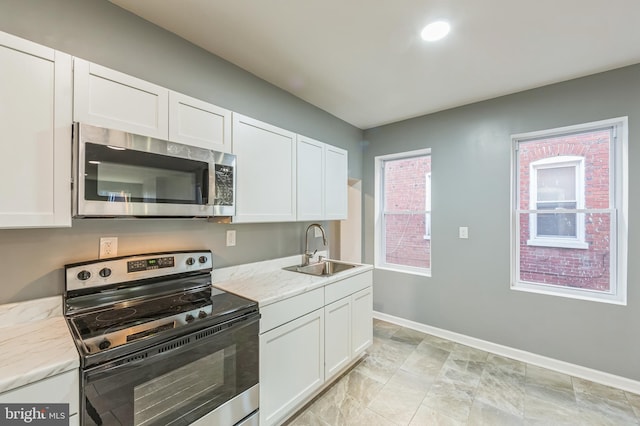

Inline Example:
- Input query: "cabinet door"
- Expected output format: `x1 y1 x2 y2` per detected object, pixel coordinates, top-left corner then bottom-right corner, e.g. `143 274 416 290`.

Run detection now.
0 31 72 228
351 286 373 356
232 113 297 222
296 135 324 221
168 91 232 152
260 309 324 426
73 58 168 139
324 297 351 380
325 145 348 220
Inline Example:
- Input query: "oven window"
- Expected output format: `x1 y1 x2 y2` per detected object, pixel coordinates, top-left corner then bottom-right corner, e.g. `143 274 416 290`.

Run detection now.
85 143 209 205
134 348 231 425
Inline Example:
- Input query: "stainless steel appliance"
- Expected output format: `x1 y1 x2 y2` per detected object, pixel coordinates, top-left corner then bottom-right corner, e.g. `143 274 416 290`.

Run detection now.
72 123 236 218
64 251 259 426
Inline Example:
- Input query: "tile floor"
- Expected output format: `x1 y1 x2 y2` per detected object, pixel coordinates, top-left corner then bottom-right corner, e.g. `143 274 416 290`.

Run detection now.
286 319 640 425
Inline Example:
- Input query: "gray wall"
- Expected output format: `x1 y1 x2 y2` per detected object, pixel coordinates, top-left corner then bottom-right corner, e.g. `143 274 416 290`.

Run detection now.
0 0 362 303
363 64 640 381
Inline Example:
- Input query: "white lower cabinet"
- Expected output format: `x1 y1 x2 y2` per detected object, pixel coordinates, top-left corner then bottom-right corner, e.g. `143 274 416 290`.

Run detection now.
324 297 352 379
351 286 374 356
324 272 373 381
260 309 324 426
259 270 373 425
0 369 79 424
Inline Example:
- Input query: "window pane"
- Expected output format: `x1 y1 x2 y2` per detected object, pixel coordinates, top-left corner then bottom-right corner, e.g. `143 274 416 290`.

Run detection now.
384 213 430 268
537 166 575 201
519 212 611 291
536 201 578 237
518 128 611 210
383 156 431 211
536 212 576 237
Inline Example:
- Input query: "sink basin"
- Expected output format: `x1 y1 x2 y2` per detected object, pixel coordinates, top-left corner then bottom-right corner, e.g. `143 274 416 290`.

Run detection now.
283 259 358 276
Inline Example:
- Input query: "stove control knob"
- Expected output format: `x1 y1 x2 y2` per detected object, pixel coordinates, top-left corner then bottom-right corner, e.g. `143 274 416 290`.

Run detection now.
198 256 208 264
77 270 91 281
198 310 207 319
185 314 195 323
98 340 111 350
186 257 195 266
99 267 112 278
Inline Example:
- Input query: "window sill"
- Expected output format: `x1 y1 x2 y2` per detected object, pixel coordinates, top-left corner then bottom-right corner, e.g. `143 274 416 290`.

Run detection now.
511 281 625 305
526 239 588 250
375 264 431 277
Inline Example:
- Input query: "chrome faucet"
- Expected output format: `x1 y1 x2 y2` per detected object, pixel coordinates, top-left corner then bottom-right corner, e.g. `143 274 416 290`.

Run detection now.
304 223 327 265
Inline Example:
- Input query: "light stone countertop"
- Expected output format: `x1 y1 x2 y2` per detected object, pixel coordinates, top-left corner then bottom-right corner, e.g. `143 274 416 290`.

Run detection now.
212 254 373 307
0 296 79 394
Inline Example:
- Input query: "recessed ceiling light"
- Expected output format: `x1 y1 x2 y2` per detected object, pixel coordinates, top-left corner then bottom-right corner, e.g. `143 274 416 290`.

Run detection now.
421 21 450 42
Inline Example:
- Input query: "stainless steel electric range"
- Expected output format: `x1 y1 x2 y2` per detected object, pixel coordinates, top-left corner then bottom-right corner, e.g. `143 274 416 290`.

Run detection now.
64 251 259 426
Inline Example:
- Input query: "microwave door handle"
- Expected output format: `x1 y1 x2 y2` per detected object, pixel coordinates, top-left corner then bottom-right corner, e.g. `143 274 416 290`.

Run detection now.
207 162 216 207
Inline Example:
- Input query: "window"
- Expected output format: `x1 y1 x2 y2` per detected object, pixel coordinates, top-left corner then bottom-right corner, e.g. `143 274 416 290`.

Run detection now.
512 118 628 304
375 149 431 276
528 156 587 249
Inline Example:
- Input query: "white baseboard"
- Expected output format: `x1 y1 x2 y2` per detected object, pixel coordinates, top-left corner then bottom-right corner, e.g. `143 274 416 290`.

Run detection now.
373 311 640 395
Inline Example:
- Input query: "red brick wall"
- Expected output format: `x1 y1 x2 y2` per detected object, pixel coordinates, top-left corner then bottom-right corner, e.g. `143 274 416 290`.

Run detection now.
384 156 431 268
517 130 611 290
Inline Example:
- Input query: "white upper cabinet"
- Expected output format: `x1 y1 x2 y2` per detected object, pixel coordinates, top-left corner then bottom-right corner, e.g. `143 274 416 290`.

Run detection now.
325 145 348 220
232 113 297 223
297 136 349 221
168 91 232 152
0 31 72 228
73 58 169 139
296 135 325 221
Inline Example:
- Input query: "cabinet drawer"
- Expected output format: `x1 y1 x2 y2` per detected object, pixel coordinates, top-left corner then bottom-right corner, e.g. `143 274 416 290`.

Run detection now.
260 287 324 334
325 271 372 305
0 370 79 415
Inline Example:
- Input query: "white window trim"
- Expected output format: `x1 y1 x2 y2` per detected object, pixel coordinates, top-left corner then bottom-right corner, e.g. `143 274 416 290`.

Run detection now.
424 173 431 240
374 148 431 277
511 117 628 305
527 155 588 249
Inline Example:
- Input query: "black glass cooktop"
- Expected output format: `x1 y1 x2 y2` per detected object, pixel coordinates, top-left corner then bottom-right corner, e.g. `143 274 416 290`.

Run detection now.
72 287 249 340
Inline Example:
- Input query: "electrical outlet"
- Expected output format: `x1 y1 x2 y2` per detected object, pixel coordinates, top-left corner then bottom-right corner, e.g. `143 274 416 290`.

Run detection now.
99 237 118 258
314 227 323 238
226 230 236 247
459 227 469 239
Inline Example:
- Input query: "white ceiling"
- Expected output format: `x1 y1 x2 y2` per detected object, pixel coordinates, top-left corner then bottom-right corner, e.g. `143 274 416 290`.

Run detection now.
111 0 640 129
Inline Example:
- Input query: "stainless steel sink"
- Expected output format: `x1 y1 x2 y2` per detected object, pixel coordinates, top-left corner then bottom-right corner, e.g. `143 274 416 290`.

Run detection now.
283 259 358 276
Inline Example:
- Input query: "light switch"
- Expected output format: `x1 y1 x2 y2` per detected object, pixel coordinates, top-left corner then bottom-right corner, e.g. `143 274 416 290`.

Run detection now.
459 227 469 239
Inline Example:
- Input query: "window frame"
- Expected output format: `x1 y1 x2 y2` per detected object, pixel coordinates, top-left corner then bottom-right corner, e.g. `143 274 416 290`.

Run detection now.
424 172 431 240
511 117 628 305
374 148 432 277
527 155 588 249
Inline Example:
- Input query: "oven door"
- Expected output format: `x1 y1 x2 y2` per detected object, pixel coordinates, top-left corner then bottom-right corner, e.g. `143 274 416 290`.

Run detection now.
73 123 216 217
82 314 259 426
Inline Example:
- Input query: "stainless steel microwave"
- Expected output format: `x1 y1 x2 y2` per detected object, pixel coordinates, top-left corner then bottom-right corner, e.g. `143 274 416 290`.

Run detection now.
72 123 236 218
